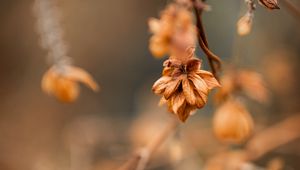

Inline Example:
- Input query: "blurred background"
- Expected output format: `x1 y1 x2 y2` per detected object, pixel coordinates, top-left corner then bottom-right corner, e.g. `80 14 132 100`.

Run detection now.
0 0 300 170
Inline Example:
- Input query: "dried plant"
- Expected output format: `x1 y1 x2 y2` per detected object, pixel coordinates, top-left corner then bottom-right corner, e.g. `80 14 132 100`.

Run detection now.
237 0 279 36
150 0 221 122
213 98 254 144
33 0 99 102
153 53 220 122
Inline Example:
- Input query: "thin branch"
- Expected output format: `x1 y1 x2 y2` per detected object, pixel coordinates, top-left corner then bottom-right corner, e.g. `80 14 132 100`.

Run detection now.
117 118 179 170
191 0 222 78
245 114 300 161
281 0 300 22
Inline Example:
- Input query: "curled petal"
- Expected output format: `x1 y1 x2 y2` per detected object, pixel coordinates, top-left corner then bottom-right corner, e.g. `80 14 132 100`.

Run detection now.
64 66 99 91
182 78 197 105
197 70 221 89
163 79 182 99
170 92 186 114
162 67 173 76
194 90 207 108
188 73 209 95
177 104 196 122
152 76 172 94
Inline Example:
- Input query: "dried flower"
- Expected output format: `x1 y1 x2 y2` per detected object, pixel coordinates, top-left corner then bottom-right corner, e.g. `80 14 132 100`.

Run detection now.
236 70 269 103
148 4 196 58
213 99 254 144
258 0 280 10
42 65 99 102
215 69 268 104
237 13 253 36
153 54 220 122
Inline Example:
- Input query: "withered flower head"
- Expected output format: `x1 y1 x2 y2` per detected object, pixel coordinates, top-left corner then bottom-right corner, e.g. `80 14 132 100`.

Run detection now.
152 53 220 122
148 3 196 58
213 99 254 144
214 69 269 104
258 0 280 10
237 12 253 36
42 65 99 102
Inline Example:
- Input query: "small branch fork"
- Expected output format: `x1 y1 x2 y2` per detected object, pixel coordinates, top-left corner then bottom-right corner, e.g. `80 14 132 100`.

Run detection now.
191 0 222 79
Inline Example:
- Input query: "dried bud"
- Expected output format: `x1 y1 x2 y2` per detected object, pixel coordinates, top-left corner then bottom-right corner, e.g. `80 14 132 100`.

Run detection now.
213 99 254 144
237 13 253 36
258 0 280 10
42 65 99 102
152 57 220 122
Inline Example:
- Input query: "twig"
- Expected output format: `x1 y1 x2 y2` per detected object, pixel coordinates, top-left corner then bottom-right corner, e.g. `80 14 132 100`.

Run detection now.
117 118 179 170
281 0 300 22
245 114 300 161
191 0 222 78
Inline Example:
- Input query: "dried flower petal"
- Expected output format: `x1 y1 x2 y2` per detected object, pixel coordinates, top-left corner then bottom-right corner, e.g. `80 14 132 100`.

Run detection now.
197 70 221 89
182 78 197 105
164 78 182 99
152 76 172 94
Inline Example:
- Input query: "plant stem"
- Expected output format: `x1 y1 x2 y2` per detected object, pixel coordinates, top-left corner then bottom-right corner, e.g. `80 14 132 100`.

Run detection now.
191 0 222 79
117 118 179 170
281 0 300 22
245 114 300 161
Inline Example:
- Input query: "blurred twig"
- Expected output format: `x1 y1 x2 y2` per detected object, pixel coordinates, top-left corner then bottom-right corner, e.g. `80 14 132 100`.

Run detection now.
117 118 179 170
245 114 300 161
281 0 300 22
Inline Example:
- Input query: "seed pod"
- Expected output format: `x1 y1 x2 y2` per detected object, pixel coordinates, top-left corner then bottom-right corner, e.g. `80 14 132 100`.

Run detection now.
213 99 254 144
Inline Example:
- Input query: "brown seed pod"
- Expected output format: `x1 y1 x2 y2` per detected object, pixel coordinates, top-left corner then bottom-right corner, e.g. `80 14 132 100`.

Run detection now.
213 99 254 144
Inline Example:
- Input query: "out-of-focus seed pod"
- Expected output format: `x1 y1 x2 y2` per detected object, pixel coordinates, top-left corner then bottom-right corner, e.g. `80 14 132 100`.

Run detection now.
213 99 254 144
42 65 99 102
237 13 253 36
258 0 280 10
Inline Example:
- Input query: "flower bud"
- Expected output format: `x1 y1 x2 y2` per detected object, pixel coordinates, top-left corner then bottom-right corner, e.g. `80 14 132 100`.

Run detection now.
237 13 253 36
258 0 280 10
